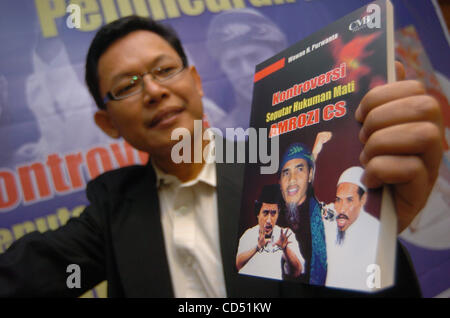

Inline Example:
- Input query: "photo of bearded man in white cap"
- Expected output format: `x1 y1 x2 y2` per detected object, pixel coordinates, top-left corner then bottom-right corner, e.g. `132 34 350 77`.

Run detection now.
323 166 380 291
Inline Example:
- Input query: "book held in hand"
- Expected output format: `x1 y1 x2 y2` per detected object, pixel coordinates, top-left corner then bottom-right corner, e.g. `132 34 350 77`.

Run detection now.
235 0 396 292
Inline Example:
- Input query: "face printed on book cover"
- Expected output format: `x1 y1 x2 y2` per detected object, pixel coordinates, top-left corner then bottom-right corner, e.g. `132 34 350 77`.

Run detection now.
258 203 279 238
334 182 367 235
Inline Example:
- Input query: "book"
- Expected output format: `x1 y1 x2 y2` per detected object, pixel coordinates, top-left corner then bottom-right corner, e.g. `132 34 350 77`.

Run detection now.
235 0 396 292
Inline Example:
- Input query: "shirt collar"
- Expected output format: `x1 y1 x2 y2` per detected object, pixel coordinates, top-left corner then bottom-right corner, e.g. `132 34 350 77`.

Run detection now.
152 137 216 189
340 208 368 236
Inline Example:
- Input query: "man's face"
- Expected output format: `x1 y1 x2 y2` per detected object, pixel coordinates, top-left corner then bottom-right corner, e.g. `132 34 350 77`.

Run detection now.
96 30 204 158
334 183 366 232
257 203 279 237
279 158 312 207
219 44 275 102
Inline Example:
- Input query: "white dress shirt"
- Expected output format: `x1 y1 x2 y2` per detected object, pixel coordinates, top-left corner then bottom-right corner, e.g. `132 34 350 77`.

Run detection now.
237 225 305 280
324 210 380 291
153 155 227 298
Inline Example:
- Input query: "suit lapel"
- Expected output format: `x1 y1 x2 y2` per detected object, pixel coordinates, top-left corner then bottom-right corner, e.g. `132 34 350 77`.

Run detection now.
111 164 174 297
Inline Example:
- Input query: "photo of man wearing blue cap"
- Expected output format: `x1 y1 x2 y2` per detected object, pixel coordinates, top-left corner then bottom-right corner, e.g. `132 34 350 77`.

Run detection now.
278 142 327 285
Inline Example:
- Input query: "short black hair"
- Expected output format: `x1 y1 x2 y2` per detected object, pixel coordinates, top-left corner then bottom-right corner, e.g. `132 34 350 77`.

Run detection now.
85 15 188 110
254 184 282 216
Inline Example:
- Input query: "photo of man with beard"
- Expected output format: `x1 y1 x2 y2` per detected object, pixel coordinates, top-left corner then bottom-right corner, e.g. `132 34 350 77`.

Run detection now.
323 166 380 291
278 143 327 285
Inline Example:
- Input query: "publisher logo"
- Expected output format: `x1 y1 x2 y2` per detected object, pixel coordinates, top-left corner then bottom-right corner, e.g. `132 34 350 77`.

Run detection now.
349 4 381 32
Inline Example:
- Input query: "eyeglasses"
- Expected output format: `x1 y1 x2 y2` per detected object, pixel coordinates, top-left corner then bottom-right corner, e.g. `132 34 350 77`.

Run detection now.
103 64 186 104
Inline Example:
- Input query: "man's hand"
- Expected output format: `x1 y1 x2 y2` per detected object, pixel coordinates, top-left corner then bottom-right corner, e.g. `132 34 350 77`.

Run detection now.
276 228 302 277
312 131 333 161
355 62 444 233
275 228 291 250
236 229 267 271
257 230 268 250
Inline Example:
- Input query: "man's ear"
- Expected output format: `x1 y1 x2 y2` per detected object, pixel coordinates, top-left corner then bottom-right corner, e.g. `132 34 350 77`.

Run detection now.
94 110 120 139
361 191 368 207
189 65 204 97
308 167 314 183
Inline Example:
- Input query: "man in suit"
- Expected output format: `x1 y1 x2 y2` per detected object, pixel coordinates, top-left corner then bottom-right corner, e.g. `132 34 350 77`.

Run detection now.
0 16 443 297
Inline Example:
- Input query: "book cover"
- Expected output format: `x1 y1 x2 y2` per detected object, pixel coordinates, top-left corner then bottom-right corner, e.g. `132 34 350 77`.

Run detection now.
235 0 396 292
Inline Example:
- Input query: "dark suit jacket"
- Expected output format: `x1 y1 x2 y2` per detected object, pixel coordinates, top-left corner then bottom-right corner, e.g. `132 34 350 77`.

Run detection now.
0 160 422 297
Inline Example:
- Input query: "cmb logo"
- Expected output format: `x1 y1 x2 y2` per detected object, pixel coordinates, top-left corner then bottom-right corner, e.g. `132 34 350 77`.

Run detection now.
349 4 381 32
